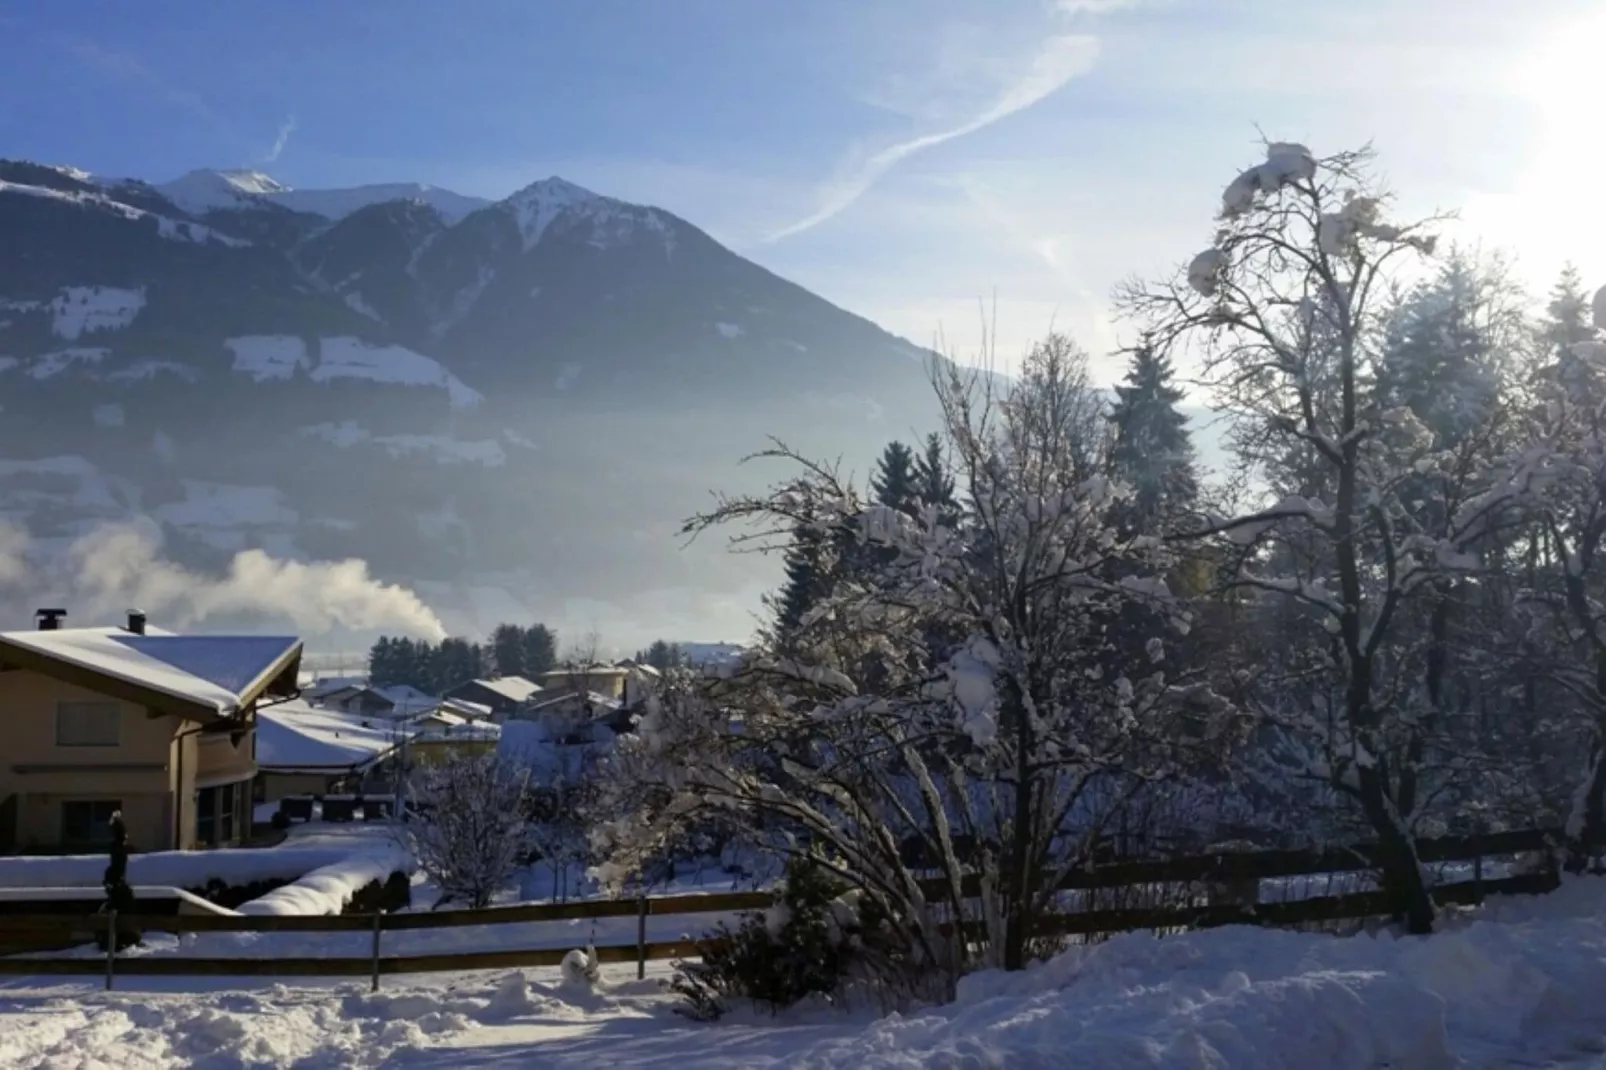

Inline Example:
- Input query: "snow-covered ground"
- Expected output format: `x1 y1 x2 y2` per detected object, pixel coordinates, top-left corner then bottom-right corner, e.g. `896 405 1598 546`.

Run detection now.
9 877 1606 1066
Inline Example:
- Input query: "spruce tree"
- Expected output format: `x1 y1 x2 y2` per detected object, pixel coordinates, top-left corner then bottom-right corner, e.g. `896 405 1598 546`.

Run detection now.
913 433 957 519
870 440 918 514
521 624 558 678
1107 344 1198 532
490 624 526 678
773 525 827 641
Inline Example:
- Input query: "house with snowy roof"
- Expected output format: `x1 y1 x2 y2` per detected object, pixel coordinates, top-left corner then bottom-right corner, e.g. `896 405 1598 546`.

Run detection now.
319 682 439 720
254 699 405 802
0 608 302 854
441 675 542 718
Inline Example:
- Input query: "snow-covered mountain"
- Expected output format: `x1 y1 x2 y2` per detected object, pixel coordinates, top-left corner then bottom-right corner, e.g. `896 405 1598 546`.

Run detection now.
0 159 941 645
156 169 492 223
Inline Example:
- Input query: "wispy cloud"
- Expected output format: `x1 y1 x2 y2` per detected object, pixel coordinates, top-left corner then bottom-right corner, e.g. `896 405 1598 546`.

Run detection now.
263 114 297 164
764 33 1100 244
60 36 227 130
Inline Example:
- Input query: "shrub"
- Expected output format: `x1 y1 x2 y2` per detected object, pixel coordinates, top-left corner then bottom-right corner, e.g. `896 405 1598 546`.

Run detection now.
670 855 876 1020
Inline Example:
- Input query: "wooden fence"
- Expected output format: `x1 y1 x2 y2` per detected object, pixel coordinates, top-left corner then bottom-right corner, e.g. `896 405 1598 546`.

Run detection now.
0 825 1567 990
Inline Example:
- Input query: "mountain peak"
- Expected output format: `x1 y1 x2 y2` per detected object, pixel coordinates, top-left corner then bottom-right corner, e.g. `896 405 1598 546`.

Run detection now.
501 176 605 249
158 169 290 215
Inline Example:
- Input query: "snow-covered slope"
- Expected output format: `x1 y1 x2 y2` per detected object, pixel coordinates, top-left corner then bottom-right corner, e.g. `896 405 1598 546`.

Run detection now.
274 182 489 223
157 169 489 223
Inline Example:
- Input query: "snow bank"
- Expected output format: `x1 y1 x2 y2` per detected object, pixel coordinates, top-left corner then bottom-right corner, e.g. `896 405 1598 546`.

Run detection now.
784 878 1606 1068
236 847 411 916
0 846 389 891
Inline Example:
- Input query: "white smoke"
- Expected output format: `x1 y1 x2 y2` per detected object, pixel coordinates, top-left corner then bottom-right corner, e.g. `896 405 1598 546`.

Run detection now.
0 520 446 641
0 523 28 588
263 114 297 164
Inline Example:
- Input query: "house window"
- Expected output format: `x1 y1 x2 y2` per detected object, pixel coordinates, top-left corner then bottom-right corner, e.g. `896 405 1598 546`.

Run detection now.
61 800 122 848
196 782 244 847
55 702 120 747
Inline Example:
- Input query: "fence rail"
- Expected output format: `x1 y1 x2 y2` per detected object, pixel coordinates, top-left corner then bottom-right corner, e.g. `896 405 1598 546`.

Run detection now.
0 824 1563 990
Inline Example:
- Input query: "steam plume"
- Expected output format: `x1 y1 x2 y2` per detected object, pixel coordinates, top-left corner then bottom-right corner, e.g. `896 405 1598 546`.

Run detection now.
0 520 446 640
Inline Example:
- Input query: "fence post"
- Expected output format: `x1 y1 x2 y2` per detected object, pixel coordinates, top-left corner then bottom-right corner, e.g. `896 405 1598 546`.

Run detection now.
370 910 384 993
636 895 648 980
1473 833 1484 905
104 910 117 992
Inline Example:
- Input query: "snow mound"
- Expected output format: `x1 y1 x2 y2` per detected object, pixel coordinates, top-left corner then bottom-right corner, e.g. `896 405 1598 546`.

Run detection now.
785 879 1606 1068
0 846 389 891
236 847 411 916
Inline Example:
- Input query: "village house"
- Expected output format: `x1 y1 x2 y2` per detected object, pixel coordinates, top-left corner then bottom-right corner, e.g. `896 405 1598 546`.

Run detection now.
253 698 403 803
440 675 542 718
0 609 302 854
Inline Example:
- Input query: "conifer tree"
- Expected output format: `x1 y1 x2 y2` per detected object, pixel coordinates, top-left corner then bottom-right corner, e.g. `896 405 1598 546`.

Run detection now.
870 440 918 514
913 432 957 518
1107 344 1198 531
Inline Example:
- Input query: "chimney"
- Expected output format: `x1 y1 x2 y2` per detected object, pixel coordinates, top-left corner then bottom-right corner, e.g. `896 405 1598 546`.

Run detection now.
35 608 67 631
126 610 146 635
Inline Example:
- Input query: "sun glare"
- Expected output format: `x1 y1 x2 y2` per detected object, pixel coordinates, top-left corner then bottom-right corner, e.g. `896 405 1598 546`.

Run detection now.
1462 12 1606 289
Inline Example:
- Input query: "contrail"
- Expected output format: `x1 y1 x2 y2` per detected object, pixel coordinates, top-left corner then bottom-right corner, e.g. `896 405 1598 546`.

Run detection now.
765 34 1100 244
264 115 297 164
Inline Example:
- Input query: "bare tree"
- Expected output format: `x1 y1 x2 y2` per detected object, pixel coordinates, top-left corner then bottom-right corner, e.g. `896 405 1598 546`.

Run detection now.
402 753 535 910
1117 142 1521 933
588 343 1236 994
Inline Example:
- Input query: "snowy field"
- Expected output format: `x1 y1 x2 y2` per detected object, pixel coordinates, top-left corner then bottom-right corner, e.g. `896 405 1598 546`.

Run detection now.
8 878 1606 1066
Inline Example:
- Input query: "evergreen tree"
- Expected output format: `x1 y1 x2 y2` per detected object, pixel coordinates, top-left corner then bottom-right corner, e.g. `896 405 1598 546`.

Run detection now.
913 432 957 518
521 624 558 678
1375 252 1519 452
428 637 486 694
1107 344 1198 531
490 624 526 678
870 440 919 515
635 639 683 671
1540 264 1601 399
773 525 827 642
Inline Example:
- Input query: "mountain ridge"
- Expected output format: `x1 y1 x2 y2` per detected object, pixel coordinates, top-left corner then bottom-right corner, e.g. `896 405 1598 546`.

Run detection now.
0 157 945 649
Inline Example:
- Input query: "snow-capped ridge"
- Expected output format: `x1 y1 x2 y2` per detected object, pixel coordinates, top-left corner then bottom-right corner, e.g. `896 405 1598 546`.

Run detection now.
157 168 489 223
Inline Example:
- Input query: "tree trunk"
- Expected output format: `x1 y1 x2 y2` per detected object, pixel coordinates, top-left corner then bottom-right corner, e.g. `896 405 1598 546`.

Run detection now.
1359 769 1434 933
1003 681 1035 971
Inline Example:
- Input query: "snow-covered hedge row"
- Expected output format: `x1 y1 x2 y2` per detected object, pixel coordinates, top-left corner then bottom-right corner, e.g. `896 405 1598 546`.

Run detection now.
236 847 413 916
0 847 377 891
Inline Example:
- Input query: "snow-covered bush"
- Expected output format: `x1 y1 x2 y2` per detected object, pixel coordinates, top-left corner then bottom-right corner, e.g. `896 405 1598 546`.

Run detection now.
670 855 891 1020
589 342 1241 989
401 754 535 910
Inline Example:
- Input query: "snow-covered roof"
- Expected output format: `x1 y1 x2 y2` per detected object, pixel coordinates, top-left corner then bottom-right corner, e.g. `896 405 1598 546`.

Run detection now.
527 689 624 714
439 696 494 719
0 626 301 717
411 720 501 743
374 684 438 711
303 675 367 700
256 700 404 772
459 675 542 703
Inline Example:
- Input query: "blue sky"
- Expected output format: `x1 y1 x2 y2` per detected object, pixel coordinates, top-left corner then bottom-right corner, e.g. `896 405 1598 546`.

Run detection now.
3 0 1603 379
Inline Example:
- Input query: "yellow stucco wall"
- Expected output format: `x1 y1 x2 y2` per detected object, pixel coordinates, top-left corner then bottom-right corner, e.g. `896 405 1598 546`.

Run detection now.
0 668 257 853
